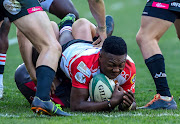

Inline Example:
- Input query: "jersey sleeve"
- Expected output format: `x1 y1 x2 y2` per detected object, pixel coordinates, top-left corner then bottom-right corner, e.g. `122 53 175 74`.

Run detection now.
70 60 92 89
121 57 136 93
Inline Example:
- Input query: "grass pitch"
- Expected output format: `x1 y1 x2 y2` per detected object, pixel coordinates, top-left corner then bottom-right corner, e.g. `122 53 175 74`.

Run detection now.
0 0 180 123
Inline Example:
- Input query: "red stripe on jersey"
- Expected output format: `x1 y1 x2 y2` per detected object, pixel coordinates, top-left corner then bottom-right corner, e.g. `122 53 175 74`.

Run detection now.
0 60 6 62
0 56 6 58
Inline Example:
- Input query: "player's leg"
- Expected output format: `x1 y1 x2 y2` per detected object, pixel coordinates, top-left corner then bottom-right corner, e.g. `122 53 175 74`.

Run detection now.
17 21 60 84
49 0 79 19
136 6 177 109
15 63 36 104
14 11 61 70
58 14 76 46
3 0 70 116
72 18 97 41
174 18 180 40
0 18 11 99
59 14 114 46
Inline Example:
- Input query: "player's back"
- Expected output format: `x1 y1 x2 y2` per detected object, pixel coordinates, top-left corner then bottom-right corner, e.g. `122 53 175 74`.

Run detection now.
60 42 101 78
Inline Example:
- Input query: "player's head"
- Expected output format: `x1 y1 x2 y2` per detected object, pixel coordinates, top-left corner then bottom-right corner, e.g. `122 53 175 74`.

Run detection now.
99 36 127 79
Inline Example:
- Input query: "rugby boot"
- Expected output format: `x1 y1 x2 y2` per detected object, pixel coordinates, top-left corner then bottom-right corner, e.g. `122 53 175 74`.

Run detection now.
31 96 71 116
58 13 76 30
106 15 114 37
137 94 177 110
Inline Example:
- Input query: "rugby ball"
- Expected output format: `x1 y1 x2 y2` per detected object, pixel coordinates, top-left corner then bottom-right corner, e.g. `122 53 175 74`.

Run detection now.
89 73 115 102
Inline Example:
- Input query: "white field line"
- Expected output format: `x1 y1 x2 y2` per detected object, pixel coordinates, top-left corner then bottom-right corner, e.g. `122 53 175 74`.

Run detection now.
0 112 179 118
81 113 180 117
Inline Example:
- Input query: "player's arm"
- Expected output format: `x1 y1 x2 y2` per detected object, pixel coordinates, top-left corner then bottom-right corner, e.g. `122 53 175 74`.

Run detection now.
70 84 125 112
87 0 107 46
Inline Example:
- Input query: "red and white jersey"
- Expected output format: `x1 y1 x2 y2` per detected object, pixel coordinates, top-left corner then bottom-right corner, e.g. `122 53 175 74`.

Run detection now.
60 43 136 93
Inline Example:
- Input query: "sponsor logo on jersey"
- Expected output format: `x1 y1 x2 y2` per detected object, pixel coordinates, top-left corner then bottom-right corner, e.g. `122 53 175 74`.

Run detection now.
75 72 86 84
152 2 169 9
77 61 91 78
154 72 167 78
131 74 136 84
121 70 130 81
3 0 21 15
171 2 180 8
27 6 43 14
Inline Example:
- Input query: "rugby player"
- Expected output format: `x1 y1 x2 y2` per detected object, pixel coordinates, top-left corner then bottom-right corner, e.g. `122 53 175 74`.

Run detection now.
0 0 78 100
15 14 136 112
0 18 10 99
136 0 178 109
0 0 78 99
0 0 74 116
1 0 107 101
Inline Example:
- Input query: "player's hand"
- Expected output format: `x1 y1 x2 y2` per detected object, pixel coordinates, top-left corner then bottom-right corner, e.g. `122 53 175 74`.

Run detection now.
50 82 56 96
119 90 136 111
92 26 107 47
110 84 125 108
30 76 37 85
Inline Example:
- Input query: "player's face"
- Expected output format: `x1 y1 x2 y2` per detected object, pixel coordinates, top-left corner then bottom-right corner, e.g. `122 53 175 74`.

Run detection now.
99 51 127 79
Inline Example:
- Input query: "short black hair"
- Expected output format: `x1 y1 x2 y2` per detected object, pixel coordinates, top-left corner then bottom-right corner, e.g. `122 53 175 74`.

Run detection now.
101 36 127 55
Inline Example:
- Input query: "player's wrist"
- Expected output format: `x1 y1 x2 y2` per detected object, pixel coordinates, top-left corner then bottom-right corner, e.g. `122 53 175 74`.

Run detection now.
107 99 113 111
97 25 106 32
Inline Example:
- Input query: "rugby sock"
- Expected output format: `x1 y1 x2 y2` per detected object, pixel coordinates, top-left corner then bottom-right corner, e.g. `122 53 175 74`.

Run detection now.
145 54 171 97
60 26 72 35
35 65 55 101
0 53 6 89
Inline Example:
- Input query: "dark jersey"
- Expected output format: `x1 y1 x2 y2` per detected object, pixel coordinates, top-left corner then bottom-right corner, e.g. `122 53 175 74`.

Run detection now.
146 0 180 12
0 0 43 22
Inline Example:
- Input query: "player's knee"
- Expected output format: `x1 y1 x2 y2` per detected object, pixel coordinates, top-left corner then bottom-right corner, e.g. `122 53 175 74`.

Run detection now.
50 42 62 55
73 18 89 29
76 18 88 24
136 31 144 47
16 28 24 38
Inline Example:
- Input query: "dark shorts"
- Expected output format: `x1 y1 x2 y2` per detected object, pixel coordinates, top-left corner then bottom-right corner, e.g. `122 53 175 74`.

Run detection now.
0 0 43 22
0 16 4 22
62 39 92 52
15 63 71 107
143 1 180 23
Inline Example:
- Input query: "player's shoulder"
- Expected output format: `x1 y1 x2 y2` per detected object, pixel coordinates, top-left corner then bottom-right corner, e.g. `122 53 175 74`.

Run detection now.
126 55 135 64
124 55 136 73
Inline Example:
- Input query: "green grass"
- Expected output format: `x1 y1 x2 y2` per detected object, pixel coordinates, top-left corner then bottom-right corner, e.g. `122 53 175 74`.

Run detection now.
1 0 180 123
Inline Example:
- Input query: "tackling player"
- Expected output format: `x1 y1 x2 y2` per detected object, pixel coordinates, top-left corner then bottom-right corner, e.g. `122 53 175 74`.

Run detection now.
15 14 136 112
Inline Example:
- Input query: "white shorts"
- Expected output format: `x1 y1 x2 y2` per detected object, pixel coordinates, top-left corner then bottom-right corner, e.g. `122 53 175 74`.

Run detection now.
40 0 54 12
